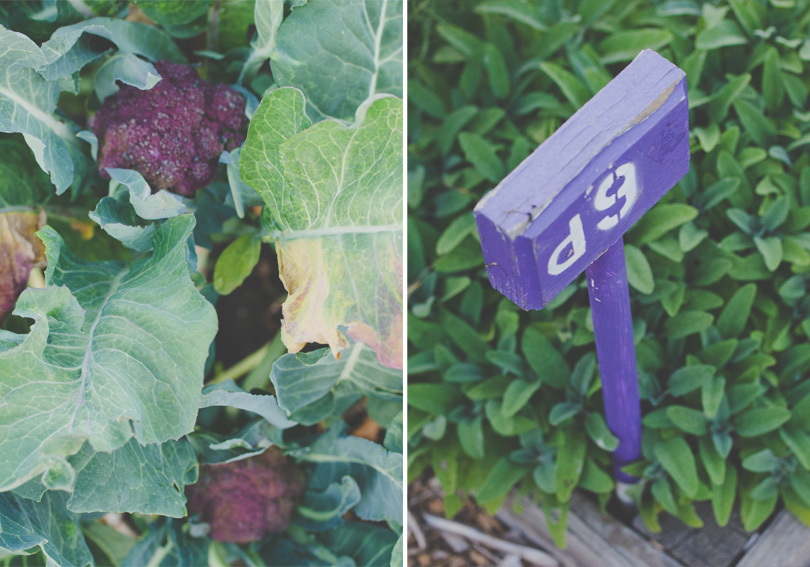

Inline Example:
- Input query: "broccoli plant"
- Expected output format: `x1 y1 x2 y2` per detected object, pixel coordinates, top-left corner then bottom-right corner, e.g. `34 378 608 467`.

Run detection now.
0 1 403 566
186 448 306 543
93 60 248 196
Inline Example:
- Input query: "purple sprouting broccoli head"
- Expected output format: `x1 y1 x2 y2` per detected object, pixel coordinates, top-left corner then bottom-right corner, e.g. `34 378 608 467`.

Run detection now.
92 60 248 197
186 447 306 543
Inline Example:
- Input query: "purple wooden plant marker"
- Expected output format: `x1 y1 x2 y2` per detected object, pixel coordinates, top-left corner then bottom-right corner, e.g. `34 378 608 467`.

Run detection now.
475 50 690 482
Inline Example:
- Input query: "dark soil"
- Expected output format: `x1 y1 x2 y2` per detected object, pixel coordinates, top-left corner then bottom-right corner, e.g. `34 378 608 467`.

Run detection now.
214 244 285 367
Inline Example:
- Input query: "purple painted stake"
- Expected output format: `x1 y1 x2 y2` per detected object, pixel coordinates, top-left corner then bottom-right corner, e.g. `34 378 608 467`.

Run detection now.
586 238 641 483
475 50 690 483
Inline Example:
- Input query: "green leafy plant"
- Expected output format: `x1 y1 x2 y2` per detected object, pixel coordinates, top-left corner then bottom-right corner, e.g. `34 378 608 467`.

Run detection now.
0 1 403 565
408 0 810 547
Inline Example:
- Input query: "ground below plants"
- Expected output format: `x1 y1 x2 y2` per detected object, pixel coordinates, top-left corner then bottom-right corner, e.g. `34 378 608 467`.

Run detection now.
214 244 284 368
409 471 810 567
409 472 518 567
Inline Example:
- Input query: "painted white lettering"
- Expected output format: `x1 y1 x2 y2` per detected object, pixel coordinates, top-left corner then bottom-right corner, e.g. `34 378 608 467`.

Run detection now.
595 162 638 231
548 214 586 275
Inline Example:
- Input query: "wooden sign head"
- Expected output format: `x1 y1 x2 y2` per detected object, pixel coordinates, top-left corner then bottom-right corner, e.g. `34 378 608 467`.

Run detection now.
475 50 690 310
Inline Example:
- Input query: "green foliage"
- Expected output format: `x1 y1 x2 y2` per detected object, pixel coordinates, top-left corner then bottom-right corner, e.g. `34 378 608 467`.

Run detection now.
134 0 214 26
213 233 261 295
241 88 403 368
0 217 217 492
270 0 403 122
1 1 403 565
408 0 810 545
270 343 403 426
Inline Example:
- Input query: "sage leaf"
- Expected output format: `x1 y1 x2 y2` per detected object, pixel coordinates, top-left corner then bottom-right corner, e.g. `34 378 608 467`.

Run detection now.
598 29 674 63
654 437 699 498
625 244 654 294
556 427 586 501
735 406 791 437
712 466 737 527
716 283 756 338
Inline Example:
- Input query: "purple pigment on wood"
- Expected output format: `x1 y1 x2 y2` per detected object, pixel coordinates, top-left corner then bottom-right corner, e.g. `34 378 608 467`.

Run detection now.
475 50 690 310
586 238 642 483
474 50 691 483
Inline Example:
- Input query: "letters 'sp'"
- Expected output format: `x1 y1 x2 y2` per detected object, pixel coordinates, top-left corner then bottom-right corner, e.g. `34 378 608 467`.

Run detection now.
475 50 690 310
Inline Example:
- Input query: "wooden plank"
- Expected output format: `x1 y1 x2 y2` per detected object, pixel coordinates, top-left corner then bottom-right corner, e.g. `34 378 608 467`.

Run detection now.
632 504 694 550
475 49 689 310
497 492 685 567
633 502 751 567
668 502 748 567
670 525 748 567
736 510 810 567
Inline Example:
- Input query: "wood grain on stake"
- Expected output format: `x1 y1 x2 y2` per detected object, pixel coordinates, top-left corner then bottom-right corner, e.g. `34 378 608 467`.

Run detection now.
475 49 690 310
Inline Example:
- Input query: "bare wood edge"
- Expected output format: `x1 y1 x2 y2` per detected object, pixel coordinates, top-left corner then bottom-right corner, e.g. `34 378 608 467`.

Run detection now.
408 508 427 550
735 509 810 567
496 492 686 567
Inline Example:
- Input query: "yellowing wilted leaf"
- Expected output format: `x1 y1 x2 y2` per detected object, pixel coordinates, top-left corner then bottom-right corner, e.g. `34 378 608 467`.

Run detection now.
241 89 403 368
0 209 46 323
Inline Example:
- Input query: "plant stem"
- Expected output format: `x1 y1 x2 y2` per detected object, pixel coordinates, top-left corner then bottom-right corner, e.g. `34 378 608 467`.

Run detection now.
207 332 286 386
287 525 342 565
208 345 268 385
242 332 287 392
242 546 265 567
146 540 173 567
207 541 229 567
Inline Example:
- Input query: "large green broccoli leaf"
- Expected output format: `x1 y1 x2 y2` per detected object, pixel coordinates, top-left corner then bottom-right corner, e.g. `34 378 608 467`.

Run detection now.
318 522 400 567
120 516 208 567
241 88 403 369
5 438 198 519
199 380 297 429
295 476 362 532
0 136 52 207
297 426 402 524
0 491 93 567
89 168 187 251
238 0 282 85
271 344 402 425
0 215 217 492
40 17 186 100
0 27 85 194
271 0 403 121
67 437 198 517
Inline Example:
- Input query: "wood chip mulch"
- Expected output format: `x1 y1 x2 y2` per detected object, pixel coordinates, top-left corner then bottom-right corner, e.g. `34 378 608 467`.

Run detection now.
408 471 551 567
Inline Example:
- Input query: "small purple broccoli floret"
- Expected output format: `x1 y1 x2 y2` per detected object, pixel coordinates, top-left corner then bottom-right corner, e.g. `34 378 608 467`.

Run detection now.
186 447 306 543
92 60 248 197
